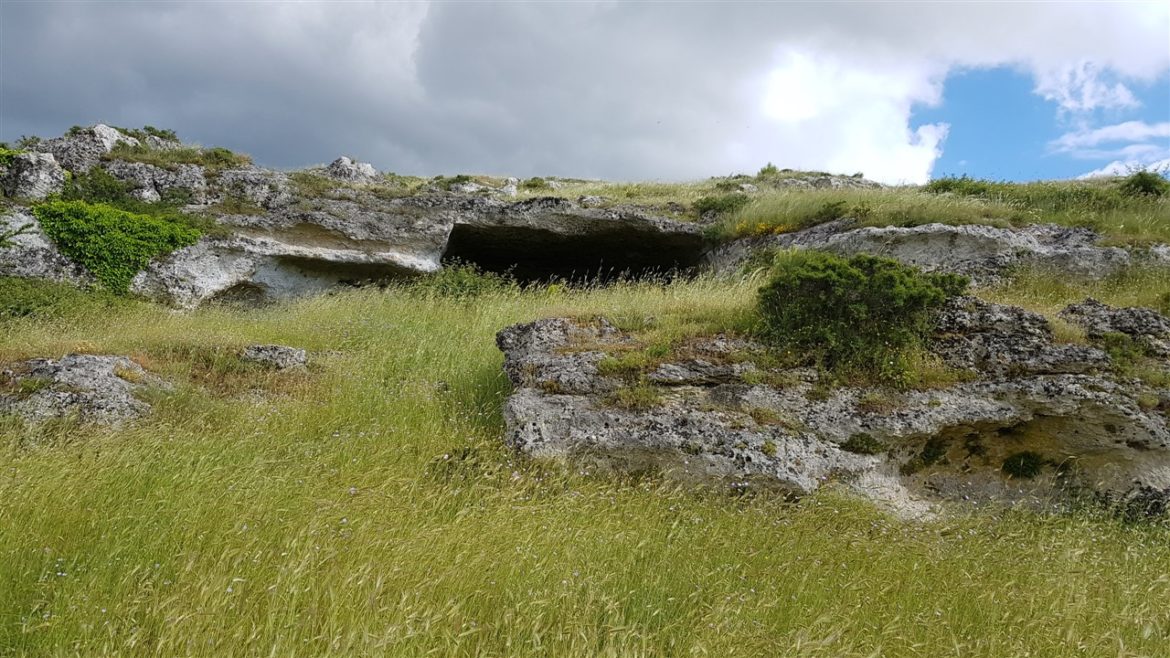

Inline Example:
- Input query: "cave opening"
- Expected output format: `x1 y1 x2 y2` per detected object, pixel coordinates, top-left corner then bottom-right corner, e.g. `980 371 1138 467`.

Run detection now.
441 223 709 284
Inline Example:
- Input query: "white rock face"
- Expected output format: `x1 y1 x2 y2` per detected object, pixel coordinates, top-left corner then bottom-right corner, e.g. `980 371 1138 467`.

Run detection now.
0 211 91 284
41 124 139 172
325 157 378 182
1 152 66 199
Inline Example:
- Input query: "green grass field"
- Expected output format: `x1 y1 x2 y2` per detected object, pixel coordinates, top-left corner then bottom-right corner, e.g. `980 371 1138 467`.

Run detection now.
2 274 1170 657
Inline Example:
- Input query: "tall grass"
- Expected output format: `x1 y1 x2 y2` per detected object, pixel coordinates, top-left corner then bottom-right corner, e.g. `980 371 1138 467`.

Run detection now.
708 179 1170 246
2 278 1170 656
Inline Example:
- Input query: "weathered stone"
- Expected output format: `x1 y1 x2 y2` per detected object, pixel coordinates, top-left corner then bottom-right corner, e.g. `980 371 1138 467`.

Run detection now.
497 299 1170 517
104 160 208 203
325 157 378 182
41 124 139 172
0 355 167 425
241 345 307 370
709 222 1134 283
1059 298 1170 356
933 296 1109 375
0 211 91 284
214 167 292 210
1 152 66 199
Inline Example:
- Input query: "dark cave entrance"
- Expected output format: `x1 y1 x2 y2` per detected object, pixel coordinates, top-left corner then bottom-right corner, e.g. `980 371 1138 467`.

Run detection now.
441 223 710 284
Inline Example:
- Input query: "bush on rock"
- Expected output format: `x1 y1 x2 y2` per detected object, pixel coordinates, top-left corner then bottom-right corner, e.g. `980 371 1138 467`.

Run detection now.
756 250 967 384
32 200 200 294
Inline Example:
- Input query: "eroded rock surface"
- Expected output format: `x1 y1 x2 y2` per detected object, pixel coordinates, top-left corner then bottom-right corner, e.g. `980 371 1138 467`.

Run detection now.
0 211 92 284
0 355 167 425
497 300 1170 517
1 152 66 200
41 124 139 172
709 221 1138 283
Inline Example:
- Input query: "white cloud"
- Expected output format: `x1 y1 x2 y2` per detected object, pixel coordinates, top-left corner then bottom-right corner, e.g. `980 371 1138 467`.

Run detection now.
1 1 1168 184
1033 62 1140 112
1078 158 1170 179
1052 121 1170 151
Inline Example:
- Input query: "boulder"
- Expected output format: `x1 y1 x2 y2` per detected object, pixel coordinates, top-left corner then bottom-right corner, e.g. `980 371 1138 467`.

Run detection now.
325 157 378 183
0 152 66 199
497 300 1170 517
41 124 139 172
241 344 307 370
0 355 167 425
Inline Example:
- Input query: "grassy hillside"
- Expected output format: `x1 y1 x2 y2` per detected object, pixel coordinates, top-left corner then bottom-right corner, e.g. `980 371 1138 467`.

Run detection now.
2 274 1170 657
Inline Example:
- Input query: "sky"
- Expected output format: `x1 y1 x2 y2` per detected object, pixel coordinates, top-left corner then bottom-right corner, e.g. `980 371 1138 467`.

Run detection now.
1 1 1168 185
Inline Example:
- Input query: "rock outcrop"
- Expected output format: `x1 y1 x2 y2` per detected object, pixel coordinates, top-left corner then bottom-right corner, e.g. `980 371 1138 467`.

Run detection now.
0 211 91 284
41 124 139 172
123 193 707 307
497 300 1170 517
709 221 1138 283
0 355 167 425
103 160 208 203
326 157 378 182
1 152 66 200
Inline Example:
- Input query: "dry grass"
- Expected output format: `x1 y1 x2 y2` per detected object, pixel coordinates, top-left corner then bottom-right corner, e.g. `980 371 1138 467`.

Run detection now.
2 277 1170 656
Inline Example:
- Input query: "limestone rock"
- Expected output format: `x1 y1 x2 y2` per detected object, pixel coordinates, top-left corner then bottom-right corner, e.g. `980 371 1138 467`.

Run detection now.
933 296 1109 375
0 355 167 425
0 211 91 284
214 167 293 210
326 157 378 182
241 344 307 370
104 160 208 203
1059 298 1170 356
709 222 1135 283
41 124 139 172
1 152 66 199
497 299 1170 517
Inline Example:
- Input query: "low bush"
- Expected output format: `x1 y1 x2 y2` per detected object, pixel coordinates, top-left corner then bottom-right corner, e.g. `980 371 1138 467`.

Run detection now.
32 200 201 293
521 177 550 190
694 193 750 218
756 250 967 384
409 261 519 300
1120 170 1169 198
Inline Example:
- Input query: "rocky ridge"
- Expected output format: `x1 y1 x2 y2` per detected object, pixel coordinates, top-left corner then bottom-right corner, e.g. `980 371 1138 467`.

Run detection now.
4 124 1166 305
497 299 1170 518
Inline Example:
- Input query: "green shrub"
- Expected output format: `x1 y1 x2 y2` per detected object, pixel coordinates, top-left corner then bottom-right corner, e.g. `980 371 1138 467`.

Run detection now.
32 200 201 293
841 433 885 455
694 193 750 218
0 146 23 167
409 261 518 300
758 162 780 177
756 250 967 384
1119 170 1169 198
521 177 550 190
